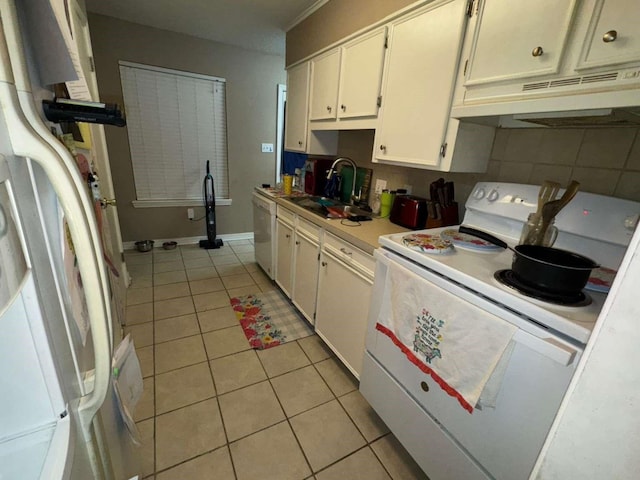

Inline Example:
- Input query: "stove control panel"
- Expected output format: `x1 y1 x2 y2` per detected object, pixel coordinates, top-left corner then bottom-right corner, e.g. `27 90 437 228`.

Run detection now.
487 189 500 202
472 187 486 200
467 182 640 249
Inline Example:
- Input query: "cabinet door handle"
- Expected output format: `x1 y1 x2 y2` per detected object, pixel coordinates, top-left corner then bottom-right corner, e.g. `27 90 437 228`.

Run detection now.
295 240 300 245
285 234 291 238
341 104 346 111
420 381 429 392
602 30 617 43
379 144 386 151
340 247 352 256
326 105 332 112
531 46 544 57
321 261 328 267
298 140 303 146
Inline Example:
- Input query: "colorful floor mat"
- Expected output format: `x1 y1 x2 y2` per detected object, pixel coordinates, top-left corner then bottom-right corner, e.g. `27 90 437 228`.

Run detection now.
230 290 314 350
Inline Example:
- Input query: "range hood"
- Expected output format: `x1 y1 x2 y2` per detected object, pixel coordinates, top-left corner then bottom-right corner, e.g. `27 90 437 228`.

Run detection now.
451 65 640 128
512 108 640 128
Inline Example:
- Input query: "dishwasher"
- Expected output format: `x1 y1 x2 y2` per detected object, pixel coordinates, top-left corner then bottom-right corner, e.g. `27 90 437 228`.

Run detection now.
252 190 276 279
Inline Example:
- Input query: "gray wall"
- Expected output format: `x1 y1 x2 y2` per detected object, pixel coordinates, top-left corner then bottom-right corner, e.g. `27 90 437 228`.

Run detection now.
286 0 415 66
88 14 286 242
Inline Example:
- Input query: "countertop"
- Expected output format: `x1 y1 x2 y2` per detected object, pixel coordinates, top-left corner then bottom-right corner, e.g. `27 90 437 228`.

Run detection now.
255 187 409 255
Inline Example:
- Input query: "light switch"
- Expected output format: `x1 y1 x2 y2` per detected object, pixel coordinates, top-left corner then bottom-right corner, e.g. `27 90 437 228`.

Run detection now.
261 143 274 153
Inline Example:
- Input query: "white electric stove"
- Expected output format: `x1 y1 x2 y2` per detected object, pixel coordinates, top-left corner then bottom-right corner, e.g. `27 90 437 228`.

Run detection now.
360 182 640 480
379 182 639 345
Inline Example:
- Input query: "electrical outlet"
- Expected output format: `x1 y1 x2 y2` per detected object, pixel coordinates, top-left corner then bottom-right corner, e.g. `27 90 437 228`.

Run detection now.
402 184 413 194
261 143 274 153
187 208 194 220
375 179 387 194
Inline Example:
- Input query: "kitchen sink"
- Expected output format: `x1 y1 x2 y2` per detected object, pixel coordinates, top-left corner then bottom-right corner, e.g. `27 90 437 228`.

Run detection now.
286 196 372 220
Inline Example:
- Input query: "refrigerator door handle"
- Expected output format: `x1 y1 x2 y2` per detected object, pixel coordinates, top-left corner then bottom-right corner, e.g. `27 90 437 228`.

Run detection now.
0 0 112 442
0 0 113 348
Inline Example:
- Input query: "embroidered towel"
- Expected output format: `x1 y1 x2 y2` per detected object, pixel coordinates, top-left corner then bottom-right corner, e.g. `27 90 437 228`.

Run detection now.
377 261 517 414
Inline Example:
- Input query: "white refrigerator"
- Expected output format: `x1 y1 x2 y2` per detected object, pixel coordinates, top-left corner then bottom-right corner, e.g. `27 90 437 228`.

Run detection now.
0 0 139 479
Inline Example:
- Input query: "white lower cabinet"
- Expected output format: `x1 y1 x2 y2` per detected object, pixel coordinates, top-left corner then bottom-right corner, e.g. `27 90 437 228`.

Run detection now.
274 208 373 377
275 216 294 297
315 234 374 378
291 219 321 324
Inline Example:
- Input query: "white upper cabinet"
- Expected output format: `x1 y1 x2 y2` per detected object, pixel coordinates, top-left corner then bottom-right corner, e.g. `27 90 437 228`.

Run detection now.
576 0 640 71
337 27 387 120
373 0 492 171
465 0 577 86
285 61 338 155
308 28 387 128
455 0 640 115
310 49 341 121
284 62 311 152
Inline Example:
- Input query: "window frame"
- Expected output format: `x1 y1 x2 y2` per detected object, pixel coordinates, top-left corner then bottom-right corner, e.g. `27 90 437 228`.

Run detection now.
118 61 231 208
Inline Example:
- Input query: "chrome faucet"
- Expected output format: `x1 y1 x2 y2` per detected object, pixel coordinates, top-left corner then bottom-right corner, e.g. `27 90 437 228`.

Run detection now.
326 157 358 204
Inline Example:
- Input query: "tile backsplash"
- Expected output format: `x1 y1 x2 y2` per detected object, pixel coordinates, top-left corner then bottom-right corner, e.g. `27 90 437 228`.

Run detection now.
337 127 640 212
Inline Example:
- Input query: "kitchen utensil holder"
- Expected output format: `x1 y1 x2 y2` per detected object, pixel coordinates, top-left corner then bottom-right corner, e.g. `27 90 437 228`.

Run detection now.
520 213 558 247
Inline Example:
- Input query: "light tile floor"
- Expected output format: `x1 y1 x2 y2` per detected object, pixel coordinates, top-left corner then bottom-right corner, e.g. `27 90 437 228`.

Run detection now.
124 240 428 480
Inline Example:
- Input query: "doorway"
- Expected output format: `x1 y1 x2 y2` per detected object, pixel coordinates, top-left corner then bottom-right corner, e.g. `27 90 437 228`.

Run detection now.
276 83 286 184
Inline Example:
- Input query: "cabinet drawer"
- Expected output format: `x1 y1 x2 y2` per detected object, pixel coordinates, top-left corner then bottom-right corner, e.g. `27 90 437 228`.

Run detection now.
296 217 322 241
277 205 295 226
322 232 374 276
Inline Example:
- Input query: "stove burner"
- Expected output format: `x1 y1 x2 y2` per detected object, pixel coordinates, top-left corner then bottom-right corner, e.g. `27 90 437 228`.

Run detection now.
494 270 592 307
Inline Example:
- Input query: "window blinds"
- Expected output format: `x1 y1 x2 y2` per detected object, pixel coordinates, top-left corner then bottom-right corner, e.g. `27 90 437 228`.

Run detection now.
119 62 229 203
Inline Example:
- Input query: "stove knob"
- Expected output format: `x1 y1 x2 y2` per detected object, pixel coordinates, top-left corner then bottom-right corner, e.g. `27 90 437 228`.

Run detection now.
487 189 500 202
624 214 640 231
473 188 486 200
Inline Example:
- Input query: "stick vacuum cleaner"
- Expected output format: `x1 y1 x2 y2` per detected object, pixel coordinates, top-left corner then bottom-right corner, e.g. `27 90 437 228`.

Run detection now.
199 160 223 249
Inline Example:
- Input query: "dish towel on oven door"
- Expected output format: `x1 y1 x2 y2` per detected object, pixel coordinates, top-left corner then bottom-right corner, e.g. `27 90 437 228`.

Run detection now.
376 261 517 414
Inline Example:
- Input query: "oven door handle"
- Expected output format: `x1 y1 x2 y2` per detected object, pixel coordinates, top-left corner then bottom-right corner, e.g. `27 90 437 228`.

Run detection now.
513 330 577 366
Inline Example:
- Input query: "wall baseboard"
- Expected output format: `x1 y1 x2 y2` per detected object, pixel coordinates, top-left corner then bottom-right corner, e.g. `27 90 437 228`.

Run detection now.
123 232 254 251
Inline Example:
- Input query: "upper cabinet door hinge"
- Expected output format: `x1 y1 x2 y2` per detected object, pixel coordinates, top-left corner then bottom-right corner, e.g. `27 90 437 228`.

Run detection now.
440 143 448 158
463 59 468 76
377 96 382 107
384 35 388 49
89 56 95 72
466 0 475 17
